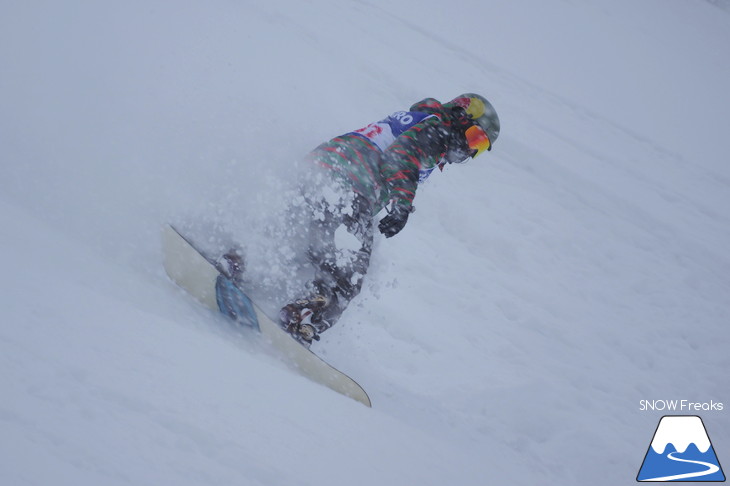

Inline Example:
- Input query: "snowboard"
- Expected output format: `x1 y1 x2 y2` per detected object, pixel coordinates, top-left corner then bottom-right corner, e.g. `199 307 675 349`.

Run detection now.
161 224 371 407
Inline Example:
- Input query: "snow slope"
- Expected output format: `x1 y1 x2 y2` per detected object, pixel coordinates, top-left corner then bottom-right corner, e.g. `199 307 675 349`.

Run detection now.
1 1 729 484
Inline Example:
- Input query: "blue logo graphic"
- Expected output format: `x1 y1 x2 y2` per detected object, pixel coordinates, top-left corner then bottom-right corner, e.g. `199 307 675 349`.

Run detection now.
637 416 725 482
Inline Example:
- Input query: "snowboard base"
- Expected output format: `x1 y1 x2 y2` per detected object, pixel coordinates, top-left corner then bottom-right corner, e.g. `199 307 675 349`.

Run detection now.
161 224 371 407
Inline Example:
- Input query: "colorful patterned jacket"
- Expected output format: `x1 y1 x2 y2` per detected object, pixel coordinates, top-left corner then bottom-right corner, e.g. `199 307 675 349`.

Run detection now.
308 98 467 214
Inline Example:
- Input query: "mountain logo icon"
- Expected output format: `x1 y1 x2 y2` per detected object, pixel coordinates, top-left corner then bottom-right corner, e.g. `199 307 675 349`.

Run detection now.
637 415 725 482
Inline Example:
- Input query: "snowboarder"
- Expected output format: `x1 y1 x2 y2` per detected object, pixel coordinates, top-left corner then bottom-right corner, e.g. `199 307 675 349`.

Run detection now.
269 94 499 345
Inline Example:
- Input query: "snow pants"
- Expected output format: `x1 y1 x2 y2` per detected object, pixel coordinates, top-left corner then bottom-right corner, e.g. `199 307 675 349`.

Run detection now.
292 187 374 332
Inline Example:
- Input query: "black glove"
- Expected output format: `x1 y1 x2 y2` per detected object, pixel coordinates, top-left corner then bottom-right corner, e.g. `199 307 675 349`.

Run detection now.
378 204 411 238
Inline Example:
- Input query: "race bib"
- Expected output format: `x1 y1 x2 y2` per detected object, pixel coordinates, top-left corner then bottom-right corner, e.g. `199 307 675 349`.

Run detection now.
349 111 434 152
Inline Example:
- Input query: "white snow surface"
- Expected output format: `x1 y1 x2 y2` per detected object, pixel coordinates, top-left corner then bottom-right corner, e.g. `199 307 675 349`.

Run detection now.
2 1 729 485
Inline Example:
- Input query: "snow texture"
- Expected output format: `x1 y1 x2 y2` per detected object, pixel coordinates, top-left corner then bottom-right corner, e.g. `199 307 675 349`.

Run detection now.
1 1 729 485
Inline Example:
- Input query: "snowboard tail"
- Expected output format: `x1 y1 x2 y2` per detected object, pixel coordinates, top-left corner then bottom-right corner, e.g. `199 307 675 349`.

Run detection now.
162 224 371 407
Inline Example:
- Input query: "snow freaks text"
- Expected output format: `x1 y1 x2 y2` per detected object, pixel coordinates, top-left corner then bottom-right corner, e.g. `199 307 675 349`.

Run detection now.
639 400 724 412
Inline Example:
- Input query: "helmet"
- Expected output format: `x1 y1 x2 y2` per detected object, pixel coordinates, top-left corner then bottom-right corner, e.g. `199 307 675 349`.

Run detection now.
448 93 500 151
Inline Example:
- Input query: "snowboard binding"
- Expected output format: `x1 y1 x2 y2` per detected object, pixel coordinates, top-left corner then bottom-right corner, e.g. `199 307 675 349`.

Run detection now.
279 295 329 346
215 248 246 286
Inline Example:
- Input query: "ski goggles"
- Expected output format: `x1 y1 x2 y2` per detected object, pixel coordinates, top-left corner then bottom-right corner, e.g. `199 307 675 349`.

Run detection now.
465 124 491 157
